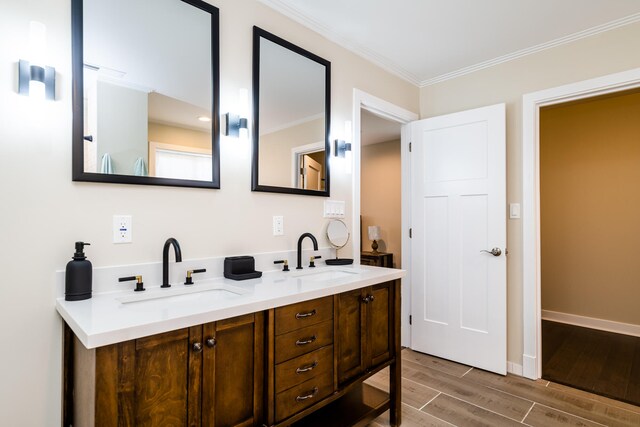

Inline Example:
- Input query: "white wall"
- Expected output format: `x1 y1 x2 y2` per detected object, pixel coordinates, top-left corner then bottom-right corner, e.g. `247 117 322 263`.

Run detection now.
420 21 640 366
0 0 418 424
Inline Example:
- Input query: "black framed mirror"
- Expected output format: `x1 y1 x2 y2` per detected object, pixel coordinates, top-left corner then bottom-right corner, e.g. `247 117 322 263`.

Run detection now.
72 0 220 188
252 27 331 196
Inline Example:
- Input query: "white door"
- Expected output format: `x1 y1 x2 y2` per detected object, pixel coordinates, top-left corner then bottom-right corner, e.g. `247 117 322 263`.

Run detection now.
410 103 507 375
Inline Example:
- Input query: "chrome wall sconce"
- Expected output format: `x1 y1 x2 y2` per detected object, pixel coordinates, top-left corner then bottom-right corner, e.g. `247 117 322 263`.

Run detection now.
18 60 56 100
334 139 352 157
222 113 248 137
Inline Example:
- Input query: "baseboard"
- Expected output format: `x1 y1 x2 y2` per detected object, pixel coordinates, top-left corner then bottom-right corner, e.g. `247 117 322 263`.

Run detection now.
542 310 640 338
522 355 537 380
507 361 523 376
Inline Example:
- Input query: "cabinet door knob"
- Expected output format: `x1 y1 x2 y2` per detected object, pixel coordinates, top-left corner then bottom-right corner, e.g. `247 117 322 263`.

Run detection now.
295 335 317 346
295 387 319 402
192 342 203 353
368 294 375 302
205 337 216 348
361 295 371 303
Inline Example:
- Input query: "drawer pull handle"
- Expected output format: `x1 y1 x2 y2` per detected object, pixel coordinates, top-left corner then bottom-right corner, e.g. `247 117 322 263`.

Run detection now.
295 309 317 319
296 361 318 374
295 387 319 402
295 335 317 346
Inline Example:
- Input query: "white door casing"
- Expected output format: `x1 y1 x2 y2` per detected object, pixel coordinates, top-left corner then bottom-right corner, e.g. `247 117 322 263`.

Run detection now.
411 103 507 375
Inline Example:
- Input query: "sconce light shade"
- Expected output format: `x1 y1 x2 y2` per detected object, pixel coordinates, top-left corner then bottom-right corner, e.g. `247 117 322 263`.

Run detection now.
18 59 55 100
222 113 248 137
334 139 352 158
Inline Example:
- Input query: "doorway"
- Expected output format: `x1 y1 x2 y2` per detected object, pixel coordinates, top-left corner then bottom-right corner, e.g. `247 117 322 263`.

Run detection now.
359 109 402 268
522 67 640 382
351 89 418 347
539 89 640 406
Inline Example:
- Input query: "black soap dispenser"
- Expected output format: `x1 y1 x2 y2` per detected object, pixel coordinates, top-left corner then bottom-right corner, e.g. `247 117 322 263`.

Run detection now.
65 242 92 301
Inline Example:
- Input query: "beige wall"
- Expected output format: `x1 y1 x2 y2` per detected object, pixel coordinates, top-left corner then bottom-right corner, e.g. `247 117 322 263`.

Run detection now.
148 122 211 151
259 117 324 188
361 140 401 267
0 0 418 424
420 22 640 364
540 90 640 325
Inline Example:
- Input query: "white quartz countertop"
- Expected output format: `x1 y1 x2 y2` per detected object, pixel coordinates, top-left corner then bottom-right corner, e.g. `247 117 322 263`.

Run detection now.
56 265 405 349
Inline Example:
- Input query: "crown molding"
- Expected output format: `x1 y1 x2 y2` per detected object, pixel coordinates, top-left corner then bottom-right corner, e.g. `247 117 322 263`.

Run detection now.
257 1 640 90
419 12 640 87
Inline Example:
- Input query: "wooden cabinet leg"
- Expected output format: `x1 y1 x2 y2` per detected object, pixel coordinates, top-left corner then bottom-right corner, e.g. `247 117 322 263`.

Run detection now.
390 356 401 426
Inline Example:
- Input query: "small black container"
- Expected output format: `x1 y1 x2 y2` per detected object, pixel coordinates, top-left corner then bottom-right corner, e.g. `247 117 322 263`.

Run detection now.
224 256 262 281
65 242 92 301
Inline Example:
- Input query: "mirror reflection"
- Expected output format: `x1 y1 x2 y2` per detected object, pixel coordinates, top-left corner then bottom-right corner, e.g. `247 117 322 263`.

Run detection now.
75 0 219 186
252 27 330 196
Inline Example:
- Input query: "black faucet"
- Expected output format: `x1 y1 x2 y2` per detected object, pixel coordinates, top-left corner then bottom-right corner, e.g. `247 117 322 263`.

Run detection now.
162 238 182 288
297 233 318 270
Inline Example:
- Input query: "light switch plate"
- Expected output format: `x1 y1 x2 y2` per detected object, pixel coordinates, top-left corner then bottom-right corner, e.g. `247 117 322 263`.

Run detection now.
113 215 132 243
323 200 345 218
509 203 521 219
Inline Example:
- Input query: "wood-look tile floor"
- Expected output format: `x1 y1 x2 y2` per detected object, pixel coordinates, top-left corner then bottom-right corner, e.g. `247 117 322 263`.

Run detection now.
366 349 640 427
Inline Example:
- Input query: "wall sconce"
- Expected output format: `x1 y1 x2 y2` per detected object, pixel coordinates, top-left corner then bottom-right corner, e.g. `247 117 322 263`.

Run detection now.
334 139 352 158
18 60 55 100
222 88 249 138
222 113 248 137
18 21 55 101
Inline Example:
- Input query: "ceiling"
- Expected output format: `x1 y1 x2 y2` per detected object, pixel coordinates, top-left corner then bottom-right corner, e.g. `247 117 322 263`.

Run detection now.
258 0 640 86
361 109 401 146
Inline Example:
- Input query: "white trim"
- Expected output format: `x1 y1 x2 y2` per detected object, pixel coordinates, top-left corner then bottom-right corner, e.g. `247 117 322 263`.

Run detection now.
542 310 640 338
255 0 640 88
420 13 640 87
352 89 418 348
507 361 523 376
522 67 640 380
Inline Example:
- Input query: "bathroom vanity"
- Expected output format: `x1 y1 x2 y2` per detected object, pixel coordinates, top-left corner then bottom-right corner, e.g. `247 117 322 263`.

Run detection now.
58 265 404 427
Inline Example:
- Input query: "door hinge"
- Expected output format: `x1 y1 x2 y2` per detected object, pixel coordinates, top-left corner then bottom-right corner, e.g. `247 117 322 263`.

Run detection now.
409 142 412 152
409 228 412 238
409 315 412 325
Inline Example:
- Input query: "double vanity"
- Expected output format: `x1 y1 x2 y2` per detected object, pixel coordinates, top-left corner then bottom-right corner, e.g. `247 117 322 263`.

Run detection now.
58 258 404 427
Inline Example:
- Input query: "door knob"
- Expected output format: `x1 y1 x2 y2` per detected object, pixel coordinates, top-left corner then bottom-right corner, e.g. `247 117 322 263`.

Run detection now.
480 248 502 256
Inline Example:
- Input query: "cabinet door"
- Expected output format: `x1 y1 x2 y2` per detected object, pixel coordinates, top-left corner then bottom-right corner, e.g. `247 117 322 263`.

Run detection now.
202 313 264 427
368 281 393 367
337 288 367 384
95 327 198 427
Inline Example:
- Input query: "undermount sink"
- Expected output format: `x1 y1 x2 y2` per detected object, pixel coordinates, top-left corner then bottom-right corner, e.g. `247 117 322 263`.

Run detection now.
117 283 248 305
292 269 360 282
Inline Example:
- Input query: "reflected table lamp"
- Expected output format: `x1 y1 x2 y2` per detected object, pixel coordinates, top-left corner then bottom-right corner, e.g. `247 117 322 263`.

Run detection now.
368 226 381 253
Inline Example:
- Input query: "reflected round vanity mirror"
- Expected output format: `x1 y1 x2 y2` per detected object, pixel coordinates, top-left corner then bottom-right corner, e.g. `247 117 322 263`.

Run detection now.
326 219 353 265
71 0 220 189
251 27 331 196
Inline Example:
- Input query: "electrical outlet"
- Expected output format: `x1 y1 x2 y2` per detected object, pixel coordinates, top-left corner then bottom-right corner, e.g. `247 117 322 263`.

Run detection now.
113 215 132 243
273 216 284 236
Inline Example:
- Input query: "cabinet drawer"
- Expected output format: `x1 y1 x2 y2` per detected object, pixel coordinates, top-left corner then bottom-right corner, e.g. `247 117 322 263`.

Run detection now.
275 296 333 335
275 319 333 364
275 370 334 422
275 345 333 393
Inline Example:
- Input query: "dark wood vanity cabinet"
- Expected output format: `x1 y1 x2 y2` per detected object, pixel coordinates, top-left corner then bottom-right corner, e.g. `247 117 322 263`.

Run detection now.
337 282 394 385
66 280 400 427
69 313 264 427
